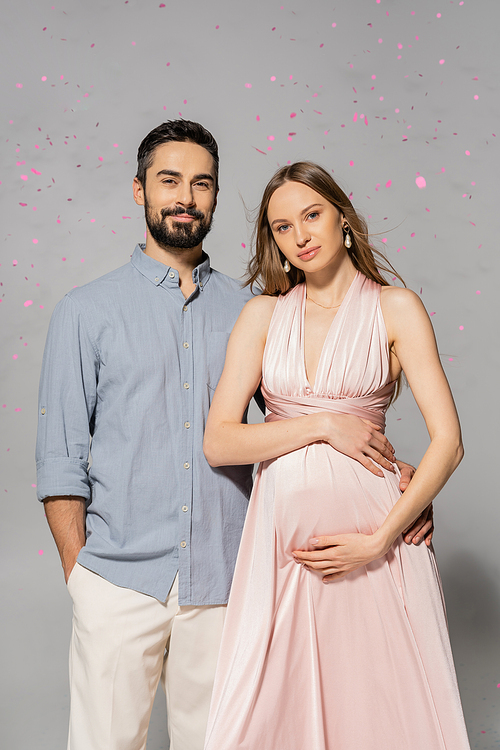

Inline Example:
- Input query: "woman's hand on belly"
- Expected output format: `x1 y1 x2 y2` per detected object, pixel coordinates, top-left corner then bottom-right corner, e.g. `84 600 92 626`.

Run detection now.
292 532 387 582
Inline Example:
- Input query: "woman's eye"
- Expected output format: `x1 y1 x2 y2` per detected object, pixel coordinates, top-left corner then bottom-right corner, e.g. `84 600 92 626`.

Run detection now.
307 212 319 220
277 224 290 233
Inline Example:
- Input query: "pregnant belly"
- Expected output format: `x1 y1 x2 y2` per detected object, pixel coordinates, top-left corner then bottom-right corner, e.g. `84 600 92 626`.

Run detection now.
270 442 402 557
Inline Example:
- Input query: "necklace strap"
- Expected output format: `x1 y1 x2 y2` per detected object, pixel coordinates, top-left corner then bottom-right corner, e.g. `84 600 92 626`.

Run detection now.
306 293 342 310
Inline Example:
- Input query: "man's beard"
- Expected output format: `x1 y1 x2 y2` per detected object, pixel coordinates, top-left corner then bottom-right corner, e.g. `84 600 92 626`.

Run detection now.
144 199 214 250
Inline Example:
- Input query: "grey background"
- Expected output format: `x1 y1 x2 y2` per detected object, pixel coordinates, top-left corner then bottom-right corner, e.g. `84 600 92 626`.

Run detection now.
1 0 498 747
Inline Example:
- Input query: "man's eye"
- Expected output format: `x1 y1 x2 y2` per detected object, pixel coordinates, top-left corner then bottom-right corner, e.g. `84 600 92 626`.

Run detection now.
195 182 210 189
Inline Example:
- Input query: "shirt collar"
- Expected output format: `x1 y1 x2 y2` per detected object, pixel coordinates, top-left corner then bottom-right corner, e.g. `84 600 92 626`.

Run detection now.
131 244 212 289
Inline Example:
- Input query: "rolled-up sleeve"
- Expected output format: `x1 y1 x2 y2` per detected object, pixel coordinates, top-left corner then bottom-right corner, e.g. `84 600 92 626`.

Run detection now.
36 294 99 502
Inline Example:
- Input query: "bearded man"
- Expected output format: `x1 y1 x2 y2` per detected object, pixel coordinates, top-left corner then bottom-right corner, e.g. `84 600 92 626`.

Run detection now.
36 120 429 750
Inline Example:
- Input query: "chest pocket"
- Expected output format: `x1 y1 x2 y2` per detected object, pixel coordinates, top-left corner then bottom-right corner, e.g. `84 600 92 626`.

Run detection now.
207 331 231 391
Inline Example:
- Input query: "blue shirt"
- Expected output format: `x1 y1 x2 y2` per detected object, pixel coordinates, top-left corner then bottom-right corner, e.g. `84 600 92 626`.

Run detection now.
36 245 254 604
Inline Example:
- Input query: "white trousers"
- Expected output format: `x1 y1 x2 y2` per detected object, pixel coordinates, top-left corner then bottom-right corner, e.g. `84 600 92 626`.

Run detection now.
66 563 226 750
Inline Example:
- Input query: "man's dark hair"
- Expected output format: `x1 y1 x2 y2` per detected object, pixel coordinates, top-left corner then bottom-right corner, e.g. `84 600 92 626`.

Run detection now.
136 120 219 190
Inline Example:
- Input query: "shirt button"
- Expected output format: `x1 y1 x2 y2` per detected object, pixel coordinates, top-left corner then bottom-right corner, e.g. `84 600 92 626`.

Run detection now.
41 408 46 415
180 541 187 548
199 282 203 288
154 276 160 283
183 305 188 312
183 382 190 389
184 421 190 429
183 462 190 469
182 505 188 512
183 342 189 349
169 271 175 279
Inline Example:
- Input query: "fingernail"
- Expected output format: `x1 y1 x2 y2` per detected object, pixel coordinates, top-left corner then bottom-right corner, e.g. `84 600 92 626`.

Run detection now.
309 538 319 545
414 536 421 545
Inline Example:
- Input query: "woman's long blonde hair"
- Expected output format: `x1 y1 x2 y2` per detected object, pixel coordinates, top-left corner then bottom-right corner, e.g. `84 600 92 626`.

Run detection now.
245 161 405 399
245 161 404 295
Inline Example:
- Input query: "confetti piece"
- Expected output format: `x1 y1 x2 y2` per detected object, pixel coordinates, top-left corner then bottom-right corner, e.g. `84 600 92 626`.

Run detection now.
459 326 464 330
16 83 23 88
33 239 38 244
415 175 426 189
439 59 445 65
245 83 252 88
385 180 392 188
31 168 42 175
20 175 28 181
331 23 336 28
39 550 44 555
13 260 18 266
290 112 297 118
24 300 33 307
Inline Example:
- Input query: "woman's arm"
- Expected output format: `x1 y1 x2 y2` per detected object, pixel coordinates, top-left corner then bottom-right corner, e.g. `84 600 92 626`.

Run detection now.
294 287 463 579
204 296 397 475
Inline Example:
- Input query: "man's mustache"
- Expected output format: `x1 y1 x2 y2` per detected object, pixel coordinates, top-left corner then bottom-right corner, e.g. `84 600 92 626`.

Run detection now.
161 207 205 221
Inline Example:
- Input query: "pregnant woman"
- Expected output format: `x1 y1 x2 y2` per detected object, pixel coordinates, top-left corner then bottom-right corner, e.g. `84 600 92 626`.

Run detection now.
203 162 470 749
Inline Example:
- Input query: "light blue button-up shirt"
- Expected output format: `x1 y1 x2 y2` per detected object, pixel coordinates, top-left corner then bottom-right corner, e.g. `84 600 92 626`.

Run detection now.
36 245 255 604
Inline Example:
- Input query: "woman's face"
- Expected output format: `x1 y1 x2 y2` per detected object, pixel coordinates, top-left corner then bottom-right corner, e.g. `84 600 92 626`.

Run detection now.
267 181 346 274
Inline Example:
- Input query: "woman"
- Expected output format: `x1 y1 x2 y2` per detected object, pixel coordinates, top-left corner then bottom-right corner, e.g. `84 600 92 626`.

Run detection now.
203 162 470 749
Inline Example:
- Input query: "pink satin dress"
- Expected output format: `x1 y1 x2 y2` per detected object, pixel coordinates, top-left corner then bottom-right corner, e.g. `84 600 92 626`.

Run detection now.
204 273 470 750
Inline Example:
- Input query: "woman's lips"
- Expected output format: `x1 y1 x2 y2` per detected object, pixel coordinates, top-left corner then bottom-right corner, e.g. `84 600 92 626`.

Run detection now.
297 246 320 260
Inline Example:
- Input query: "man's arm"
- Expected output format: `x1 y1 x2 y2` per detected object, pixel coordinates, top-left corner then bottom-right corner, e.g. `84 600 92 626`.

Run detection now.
395 459 434 546
36 295 97 575
44 497 87 583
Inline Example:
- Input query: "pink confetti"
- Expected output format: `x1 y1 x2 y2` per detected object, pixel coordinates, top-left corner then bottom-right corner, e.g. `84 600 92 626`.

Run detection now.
24 300 33 307
245 83 252 88
349 160 354 167
267 135 275 141
459 326 464 330
474 95 478 100
331 22 336 28
476 290 481 295
13 355 18 360
241 243 246 249
439 59 445 65
41 76 47 81
16 83 23 88
378 38 383 44
13 260 18 266
290 112 297 118
31 168 42 175
436 13 441 18
39 550 44 555
353 112 358 122
270 76 276 81
385 180 392 188
20 175 28 181
415 175 426 189
33 239 38 244
465 150 470 156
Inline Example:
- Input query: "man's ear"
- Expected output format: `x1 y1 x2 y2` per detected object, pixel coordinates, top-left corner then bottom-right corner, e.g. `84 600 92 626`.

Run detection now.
212 187 219 213
133 177 145 206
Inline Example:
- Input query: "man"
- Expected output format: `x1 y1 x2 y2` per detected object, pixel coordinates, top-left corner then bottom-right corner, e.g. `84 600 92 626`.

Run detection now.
36 120 432 750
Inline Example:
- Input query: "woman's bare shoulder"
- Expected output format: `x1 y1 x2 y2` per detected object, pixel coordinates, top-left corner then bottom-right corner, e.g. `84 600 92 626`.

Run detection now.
380 285 426 315
240 293 279 322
